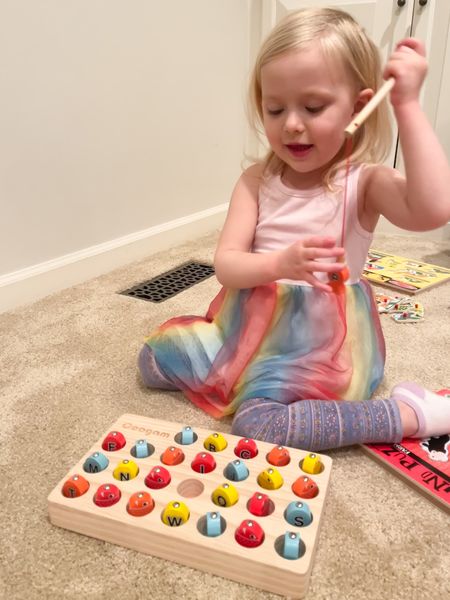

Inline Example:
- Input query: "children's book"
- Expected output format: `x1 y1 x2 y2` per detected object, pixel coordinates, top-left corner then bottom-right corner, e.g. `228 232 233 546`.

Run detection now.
362 389 450 512
363 249 450 294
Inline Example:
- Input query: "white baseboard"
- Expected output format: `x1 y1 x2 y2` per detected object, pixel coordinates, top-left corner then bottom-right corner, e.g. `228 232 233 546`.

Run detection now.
0 204 228 314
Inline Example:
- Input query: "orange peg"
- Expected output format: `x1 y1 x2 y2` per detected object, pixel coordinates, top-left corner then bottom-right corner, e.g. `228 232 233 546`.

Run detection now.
62 474 90 498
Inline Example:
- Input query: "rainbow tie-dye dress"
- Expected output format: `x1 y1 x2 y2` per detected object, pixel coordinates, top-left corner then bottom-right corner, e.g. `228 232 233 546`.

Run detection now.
143 280 385 418
141 166 385 418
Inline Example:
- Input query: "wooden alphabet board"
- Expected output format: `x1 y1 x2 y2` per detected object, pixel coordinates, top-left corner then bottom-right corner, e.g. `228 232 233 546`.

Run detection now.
48 415 333 598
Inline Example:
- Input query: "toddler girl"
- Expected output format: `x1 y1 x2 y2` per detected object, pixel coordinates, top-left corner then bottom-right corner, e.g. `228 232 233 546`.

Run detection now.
139 8 450 451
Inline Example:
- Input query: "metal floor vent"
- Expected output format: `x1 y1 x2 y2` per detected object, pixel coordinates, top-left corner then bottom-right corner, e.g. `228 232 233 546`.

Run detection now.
120 261 215 303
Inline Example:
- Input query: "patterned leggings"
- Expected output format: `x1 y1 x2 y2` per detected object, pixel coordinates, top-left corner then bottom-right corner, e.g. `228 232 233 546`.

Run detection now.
139 345 403 452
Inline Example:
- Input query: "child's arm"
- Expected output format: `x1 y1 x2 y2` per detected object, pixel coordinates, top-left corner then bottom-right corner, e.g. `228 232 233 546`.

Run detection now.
363 38 450 231
214 163 345 291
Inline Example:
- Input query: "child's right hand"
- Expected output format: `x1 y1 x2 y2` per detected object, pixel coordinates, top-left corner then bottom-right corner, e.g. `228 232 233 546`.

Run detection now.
275 236 346 292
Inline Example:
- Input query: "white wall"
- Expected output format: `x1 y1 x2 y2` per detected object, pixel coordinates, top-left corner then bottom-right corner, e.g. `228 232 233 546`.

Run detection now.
0 1 249 308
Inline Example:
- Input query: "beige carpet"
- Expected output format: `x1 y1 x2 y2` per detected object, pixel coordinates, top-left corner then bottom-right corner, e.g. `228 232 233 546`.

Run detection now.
1 231 449 600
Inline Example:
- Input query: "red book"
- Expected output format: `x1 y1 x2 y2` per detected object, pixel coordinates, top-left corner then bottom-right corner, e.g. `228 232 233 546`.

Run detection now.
362 389 450 512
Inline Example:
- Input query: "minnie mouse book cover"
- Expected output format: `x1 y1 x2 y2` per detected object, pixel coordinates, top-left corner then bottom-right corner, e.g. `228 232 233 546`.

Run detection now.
363 389 450 512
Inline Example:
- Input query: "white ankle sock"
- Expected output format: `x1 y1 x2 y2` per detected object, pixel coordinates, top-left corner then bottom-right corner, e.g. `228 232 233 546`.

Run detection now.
391 382 450 438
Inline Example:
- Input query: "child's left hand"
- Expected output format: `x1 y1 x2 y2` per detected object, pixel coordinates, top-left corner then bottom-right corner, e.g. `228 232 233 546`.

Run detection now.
383 38 427 108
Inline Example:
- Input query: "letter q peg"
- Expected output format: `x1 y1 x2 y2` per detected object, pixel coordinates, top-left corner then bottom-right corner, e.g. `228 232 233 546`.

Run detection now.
212 483 239 507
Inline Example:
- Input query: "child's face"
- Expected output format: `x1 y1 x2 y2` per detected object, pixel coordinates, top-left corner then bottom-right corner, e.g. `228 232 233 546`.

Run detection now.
260 42 368 185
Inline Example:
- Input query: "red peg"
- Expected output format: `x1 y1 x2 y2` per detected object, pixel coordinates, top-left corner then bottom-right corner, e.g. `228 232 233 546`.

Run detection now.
292 475 319 499
266 445 291 467
247 492 274 517
191 452 216 474
235 519 265 548
144 465 171 490
93 483 121 507
234 438 258 459
127 491 154 517
161 446 185 466
62 474 90 498
102 431 126 452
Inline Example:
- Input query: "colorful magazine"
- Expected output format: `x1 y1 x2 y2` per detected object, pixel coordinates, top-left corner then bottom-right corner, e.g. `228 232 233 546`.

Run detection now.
363 249 450 294
363 389 450 512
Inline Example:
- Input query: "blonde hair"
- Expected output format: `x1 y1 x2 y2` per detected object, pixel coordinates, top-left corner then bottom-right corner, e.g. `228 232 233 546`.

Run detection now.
248 7 392 188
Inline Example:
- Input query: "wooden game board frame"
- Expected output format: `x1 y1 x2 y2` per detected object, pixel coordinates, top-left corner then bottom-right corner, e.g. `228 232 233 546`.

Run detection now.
48 414 333 598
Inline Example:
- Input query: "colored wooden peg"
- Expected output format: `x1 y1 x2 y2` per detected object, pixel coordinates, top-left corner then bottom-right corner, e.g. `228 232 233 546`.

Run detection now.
162 501 190 526
223 459 249 482
83 451 109 473
144 465 171 489
131 439 155 459
282 532 302 560
101 431 126 452
328 265 349 294
234 438 258 459
247 492 274 517
161 446 185 466
212 482 239 507
93 483 121 507
191 452 216 474
292 475 319 499
113 459 139 481
301 453 324 475
197 512 226 537
235 519 265 548
204 432 228 452
257 467 283 490
62 474 90 498
284 501 313 527
205 512 224 537
127 491 154 517
176 426 197 445
267 445 290 467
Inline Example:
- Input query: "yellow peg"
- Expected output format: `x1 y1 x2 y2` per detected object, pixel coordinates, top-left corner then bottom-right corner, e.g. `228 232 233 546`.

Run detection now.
204 432 228 452
162 501 190 526
211 482 239 507
113 459 139 481
257 467 283 490
301 453 324 475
